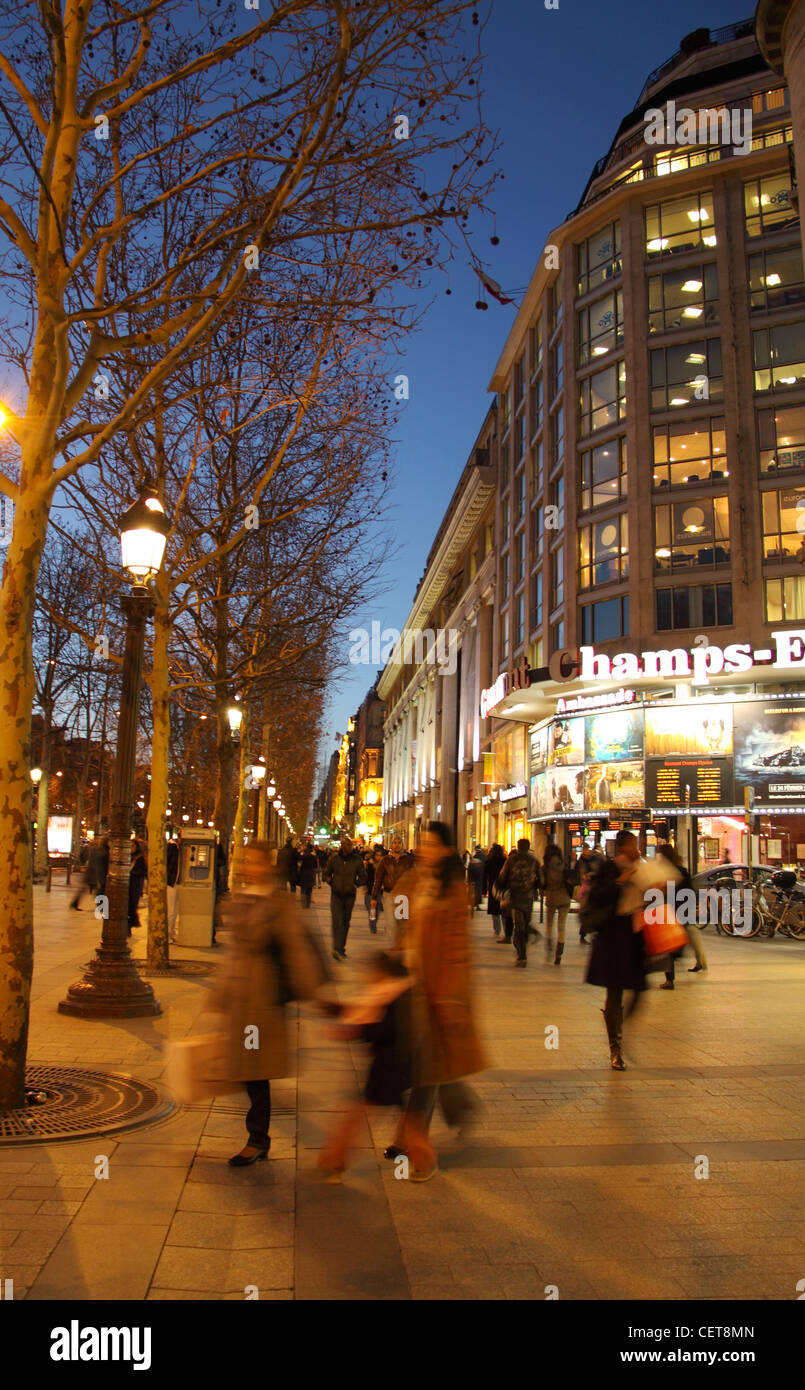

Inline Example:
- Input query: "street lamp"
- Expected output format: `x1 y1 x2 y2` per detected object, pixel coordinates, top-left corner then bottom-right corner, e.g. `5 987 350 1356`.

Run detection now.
60 489 169 1020
30 767 42 786
266 776 276 798
227 703 243 736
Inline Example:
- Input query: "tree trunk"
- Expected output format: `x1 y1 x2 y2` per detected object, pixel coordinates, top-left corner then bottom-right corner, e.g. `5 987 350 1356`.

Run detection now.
34 717 51 878
257 723 270 838
0 489 50 1110
146 584 171 969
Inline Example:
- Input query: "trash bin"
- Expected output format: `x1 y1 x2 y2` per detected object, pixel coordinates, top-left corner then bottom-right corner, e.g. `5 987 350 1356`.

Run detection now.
176 829 217 946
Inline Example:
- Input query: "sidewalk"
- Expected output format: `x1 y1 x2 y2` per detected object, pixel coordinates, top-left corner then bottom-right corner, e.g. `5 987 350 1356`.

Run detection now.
1 882 804 1300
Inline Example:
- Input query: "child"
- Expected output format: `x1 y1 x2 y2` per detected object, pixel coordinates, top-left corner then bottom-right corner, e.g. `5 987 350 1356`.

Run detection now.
317 953 413 1182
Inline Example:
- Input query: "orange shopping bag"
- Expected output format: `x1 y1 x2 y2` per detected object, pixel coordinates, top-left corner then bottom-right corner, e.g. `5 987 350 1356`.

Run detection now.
633 904 688 957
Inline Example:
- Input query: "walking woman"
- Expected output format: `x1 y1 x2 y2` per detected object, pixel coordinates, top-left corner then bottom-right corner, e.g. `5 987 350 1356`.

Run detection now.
392 822 486 1179
541 843 571 965
484 842 506 938
583 831 648 1070
297 843 317 909
213 840 328 1165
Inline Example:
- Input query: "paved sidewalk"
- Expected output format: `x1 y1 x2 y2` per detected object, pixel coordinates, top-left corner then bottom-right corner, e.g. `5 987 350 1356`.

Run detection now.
1 882 804 1300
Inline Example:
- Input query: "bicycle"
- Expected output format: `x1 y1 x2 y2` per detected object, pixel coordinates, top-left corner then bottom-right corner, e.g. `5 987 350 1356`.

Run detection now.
717 881 805 939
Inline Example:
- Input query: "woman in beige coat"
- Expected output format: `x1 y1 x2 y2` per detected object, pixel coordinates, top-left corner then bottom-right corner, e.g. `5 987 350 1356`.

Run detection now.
212 841 327 1166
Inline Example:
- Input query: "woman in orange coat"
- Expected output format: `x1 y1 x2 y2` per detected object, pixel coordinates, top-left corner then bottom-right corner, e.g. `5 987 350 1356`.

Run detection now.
392 821 486 1180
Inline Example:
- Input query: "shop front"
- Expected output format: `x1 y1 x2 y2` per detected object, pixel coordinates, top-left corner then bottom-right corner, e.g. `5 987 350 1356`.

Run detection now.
527 686 805 871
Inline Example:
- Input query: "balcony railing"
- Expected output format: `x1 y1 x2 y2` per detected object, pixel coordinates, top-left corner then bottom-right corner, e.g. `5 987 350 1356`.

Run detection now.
639 19 756 101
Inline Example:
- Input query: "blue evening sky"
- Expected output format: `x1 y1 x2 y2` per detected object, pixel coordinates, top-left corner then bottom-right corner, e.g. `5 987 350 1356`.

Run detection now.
319 0 746 790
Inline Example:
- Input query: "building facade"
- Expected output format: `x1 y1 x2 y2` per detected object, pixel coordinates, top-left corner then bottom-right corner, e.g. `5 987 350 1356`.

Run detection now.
378 19 805 873
483 19 805 870
353 684 385 842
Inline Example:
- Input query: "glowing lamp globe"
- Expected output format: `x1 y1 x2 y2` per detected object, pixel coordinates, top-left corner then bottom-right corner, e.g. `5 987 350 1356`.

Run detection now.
119 494 170 583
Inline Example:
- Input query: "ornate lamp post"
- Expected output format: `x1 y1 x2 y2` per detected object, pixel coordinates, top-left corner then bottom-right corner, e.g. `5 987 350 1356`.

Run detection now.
60 492 170 1019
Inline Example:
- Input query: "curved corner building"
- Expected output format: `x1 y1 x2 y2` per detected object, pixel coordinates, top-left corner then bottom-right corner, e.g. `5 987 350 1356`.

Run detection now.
482 17 805 869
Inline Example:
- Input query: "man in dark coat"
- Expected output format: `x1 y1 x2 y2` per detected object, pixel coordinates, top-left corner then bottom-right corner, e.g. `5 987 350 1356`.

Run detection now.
324 836 367 961
496 838 538 966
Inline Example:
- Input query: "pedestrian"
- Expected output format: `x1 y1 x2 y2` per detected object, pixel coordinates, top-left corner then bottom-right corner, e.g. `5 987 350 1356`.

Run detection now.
541 843 571 965
297 843 317 908
213 840 328 1166
276 836 295 891
483 842 506 937
128 838 147 933
363 843 384 932
69 839 100 911
496 837 539 967
576 840 604 942
166 834 180 943
371 835 413 935
317 952 413 1183
656 842 708 985
584 829 667 1069
91 835 109 902
495 847 517 945
323 835 367 961
388 822 486 1179
469 844 485 909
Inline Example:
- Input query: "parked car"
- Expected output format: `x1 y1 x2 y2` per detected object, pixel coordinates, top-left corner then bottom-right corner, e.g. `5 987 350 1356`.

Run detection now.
690 863 773 892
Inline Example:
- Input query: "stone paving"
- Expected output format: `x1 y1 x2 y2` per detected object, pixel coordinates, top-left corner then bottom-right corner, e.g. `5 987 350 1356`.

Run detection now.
1 882 805 1300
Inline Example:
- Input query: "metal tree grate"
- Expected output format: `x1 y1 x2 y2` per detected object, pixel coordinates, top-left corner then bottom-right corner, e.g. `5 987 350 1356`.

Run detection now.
137 961 214 978
0 1065 174 1144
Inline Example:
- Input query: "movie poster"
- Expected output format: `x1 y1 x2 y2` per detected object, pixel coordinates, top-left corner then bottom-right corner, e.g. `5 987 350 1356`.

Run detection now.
529 772 549 819
545 766 586 813
645 703 733 757
530 725 548 775
733 699 805 803
585 760 645 811
549 716 585 766
585 707 644 764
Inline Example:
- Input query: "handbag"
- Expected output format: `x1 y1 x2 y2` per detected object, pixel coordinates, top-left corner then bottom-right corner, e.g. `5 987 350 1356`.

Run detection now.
166 1032 232 1103
633 904 688 957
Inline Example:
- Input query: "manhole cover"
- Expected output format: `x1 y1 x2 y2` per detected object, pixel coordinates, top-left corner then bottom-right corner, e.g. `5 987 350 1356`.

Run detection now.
137 961 214 978
0 1065 174 1145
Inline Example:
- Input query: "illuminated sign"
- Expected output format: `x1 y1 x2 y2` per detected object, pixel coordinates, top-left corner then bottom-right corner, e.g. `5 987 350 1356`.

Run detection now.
556 688 636 714
579 632 805 686
480 673 507 718
499 782 527 803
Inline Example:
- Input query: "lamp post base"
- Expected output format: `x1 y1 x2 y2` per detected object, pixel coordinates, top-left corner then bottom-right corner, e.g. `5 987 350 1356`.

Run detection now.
59 952 161 1019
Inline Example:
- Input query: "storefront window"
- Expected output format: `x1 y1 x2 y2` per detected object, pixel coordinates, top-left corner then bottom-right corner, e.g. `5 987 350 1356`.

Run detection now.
654 495 730 570
764 574 805 621
753 321 805 391
653 416 727 488
744 171 797 237
645 193 716 257
650 339 722 410
758 402 805 473
647 263 718 333
580 435 627 510
655 582 733 629
748 245 805 312
578 513 629 588
577 222 622 296
578 360 626 436
578 288 624 364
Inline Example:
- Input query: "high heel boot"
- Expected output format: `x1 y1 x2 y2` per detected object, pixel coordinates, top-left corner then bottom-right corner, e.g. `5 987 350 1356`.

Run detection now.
601 1005 626 1070
554 941 564 965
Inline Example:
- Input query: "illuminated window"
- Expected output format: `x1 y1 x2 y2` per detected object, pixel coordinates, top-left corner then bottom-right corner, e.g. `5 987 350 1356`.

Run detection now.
645 193 716 257
748 245 805 311
578 514 629 589
579 361 626 436
653 496 730 571
577 222 622 296
753 322 805 391
765 575 805 621
745 171 797 236
580 436 627 511
762 486 805 559
578 289 624 364
648 263 718 334
649 339 722 410
652 416 727 488
757 403 805 473
656 583 733 630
